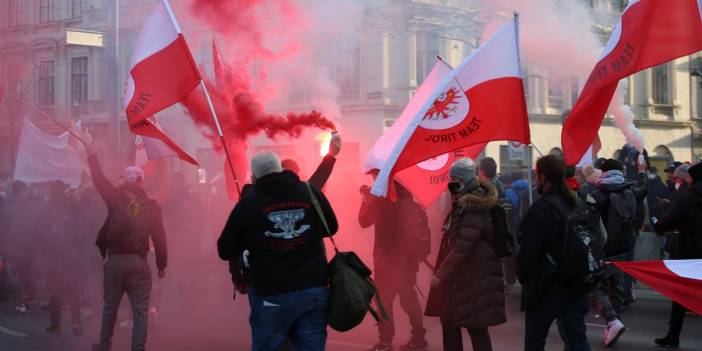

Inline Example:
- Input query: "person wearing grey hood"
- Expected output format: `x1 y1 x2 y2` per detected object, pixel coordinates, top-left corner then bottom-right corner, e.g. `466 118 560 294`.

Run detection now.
425 158 505 351
653 162 702 348
591 159 647 347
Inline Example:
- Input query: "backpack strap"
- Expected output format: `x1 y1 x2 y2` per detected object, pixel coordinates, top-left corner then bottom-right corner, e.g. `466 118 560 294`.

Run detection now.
305 182 339 253
543 195 571 216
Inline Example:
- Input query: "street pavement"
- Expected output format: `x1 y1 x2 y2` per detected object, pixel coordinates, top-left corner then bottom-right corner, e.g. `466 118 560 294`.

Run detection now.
1 285 701 351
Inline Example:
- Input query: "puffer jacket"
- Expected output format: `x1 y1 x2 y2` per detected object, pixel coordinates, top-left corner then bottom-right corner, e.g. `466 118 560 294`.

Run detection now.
429 179 506 328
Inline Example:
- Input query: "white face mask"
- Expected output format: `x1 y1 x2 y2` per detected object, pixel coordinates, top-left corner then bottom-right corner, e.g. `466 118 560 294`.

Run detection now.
675 182 682 190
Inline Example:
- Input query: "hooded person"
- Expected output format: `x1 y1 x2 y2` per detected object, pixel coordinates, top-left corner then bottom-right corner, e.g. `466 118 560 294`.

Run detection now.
590 158 647 347
425 157 505 351
359 181 430 351
653 162 702 348
86 148 168 351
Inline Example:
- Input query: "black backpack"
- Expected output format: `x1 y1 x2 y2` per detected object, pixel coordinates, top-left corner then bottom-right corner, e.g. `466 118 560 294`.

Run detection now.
544 196 605 290
604 190 637 254
490 197 516 258
305 183 388 332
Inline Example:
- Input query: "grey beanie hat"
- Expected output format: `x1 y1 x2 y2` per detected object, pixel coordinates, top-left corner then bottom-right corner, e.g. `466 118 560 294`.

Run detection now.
450 158 477 184
675 164 691 181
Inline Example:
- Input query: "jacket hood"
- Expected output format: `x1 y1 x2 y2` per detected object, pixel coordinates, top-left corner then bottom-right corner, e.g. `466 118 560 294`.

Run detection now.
512 179 530 192
254 170 302 196
457 179 498 210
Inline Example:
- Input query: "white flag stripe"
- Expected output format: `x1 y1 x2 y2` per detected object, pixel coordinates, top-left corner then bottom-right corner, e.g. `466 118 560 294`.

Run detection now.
454 22 521 90
663 259 702 281
123 1 179 108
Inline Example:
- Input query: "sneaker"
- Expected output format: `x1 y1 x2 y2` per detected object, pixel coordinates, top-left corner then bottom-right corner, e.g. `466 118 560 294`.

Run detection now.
399 339 429 351
46 323 61 335
604 319 626 347
16 304 29 313
654 336 679 348
367 342 393 351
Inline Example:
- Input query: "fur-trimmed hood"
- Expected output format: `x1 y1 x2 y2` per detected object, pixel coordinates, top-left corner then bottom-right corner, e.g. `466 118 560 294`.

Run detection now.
456 179 498 210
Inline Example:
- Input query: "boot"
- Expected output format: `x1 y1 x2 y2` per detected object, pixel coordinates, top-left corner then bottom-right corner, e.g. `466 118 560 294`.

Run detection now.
654 336 679 348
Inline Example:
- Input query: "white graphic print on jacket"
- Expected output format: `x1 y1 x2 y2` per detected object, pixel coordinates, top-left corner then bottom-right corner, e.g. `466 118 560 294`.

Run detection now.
264 209 311 239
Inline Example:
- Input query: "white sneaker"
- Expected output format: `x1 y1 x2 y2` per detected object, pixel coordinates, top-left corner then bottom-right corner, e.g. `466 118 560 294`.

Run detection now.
604 319 626 347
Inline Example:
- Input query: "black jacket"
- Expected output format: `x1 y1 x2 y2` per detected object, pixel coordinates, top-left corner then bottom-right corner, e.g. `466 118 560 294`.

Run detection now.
88 156 168 271
655 182 702 259
517 190 573 311
358 186 429 273
218 171 338 296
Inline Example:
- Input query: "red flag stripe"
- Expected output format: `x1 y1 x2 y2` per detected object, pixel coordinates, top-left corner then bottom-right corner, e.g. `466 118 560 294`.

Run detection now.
562 0 702 165
614 260 702 316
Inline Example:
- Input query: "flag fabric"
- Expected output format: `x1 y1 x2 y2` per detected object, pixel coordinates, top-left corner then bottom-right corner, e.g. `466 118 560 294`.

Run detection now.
124 0 200 166
14 118 83 187
395 144 485 208
613 260 702 315
562 0 702 166
366 17 530 198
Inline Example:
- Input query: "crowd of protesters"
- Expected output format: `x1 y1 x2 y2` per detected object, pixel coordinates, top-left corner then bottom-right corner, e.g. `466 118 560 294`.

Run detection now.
1 134 701 351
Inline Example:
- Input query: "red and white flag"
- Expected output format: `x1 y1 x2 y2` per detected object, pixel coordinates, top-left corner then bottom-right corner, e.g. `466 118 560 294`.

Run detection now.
124 0 200 166
562 0 702 166
614 260 702 315
395 144 485 208
365 17 530 197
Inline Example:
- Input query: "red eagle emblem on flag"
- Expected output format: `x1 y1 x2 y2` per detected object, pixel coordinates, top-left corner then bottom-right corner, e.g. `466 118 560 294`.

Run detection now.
424 87 462 121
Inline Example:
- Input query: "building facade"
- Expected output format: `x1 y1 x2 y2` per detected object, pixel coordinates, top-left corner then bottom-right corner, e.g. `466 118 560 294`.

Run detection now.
1 0 701 181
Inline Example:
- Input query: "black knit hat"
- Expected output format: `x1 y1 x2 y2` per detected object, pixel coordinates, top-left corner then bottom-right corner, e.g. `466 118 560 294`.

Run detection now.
602 159 624 172
689 162 702 184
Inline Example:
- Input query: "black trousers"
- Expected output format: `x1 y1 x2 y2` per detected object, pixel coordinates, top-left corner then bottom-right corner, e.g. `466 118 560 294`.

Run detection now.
524 281 591 351
441 325 492 351
666 302 687 341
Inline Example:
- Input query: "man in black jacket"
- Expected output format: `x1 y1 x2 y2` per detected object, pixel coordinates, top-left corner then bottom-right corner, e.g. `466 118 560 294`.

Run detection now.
359 182 430 351
590 159 646 347
87 150 168 351
218 151 338 351
653 162 702 348
518 155 591 351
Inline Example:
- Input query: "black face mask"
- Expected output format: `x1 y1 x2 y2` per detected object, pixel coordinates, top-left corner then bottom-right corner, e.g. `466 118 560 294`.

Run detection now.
448 182 462 195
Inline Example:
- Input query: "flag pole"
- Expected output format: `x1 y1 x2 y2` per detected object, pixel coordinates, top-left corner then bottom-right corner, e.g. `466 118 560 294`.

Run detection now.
199 80 242 195
4 92 88 145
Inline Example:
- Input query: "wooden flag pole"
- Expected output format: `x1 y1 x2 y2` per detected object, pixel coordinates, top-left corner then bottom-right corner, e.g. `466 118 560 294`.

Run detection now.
4 92 89 146
198 80 242 196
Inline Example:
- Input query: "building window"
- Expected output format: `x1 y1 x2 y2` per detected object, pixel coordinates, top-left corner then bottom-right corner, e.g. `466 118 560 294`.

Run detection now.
8 0 21 26
39 0 53 23
570 78 579 106
547 78 563 111
416 31 439 85
692 57 702 118
336 37 360 100
38 61 55 106
71 57 88 106
72 0 83 19
652 63 670 105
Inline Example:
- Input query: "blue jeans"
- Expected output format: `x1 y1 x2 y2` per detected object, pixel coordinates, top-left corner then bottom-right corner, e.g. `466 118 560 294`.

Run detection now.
248 287 329 351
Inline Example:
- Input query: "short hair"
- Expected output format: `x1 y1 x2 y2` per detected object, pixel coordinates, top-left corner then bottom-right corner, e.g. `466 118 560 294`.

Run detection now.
479 157 498 179
251 152 283 179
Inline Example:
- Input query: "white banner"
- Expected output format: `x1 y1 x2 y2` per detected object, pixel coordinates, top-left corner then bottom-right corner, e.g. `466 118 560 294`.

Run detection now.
14 118 83 187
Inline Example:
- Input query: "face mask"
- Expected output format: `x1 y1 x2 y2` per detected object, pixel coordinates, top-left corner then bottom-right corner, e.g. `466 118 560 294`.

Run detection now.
448 182 462 195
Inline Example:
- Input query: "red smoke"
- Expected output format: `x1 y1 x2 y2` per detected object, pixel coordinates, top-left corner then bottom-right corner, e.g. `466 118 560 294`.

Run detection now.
181 4 335 199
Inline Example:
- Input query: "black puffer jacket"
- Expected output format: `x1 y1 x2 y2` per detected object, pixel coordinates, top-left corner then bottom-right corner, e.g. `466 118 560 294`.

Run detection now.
655 181 702 259
427 179 506 328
